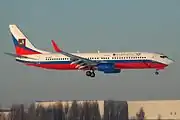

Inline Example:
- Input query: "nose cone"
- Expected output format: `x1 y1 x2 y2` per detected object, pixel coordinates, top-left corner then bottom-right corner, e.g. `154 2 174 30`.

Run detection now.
167 58 175 65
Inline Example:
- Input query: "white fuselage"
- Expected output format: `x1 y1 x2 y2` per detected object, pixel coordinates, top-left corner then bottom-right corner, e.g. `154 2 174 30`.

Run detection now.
15 52 173 70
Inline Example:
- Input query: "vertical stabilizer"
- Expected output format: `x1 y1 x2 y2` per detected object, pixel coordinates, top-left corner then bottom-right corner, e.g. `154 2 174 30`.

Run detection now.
9 24 49 55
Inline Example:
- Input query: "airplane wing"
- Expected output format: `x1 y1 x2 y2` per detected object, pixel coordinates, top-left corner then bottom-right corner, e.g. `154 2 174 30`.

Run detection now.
51 40 101 69
4 52 38 60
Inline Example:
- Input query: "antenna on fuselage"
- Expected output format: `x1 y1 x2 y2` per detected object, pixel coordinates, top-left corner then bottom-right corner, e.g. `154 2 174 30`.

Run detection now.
97 50 100 53
77 50 80 53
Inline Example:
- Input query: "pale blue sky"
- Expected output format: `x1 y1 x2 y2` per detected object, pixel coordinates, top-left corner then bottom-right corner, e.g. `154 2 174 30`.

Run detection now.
0 0 180 107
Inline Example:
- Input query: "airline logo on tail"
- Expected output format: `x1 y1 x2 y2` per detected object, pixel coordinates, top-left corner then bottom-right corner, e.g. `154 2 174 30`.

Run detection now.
18 39 26 47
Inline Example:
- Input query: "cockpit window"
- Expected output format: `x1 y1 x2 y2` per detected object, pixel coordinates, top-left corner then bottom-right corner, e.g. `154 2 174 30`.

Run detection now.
160 55 168 58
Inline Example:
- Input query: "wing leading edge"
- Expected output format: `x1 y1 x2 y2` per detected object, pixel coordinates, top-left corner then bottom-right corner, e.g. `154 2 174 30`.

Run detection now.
51 40 99 69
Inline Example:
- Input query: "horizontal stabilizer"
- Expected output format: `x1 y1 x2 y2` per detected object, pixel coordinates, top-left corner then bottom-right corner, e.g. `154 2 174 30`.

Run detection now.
4 52 38 60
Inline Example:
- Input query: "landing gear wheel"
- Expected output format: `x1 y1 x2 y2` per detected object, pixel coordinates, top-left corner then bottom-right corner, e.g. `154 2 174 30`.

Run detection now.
155 71 159 75
86 71 91 76
85 70 95 77
90 72 95 77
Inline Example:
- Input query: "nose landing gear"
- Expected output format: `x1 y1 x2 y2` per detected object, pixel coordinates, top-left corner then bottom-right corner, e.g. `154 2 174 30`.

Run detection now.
155 71 159 75
154 69 159 75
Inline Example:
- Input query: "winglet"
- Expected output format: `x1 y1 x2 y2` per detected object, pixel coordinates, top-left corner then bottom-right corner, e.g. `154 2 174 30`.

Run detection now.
51 40 62 52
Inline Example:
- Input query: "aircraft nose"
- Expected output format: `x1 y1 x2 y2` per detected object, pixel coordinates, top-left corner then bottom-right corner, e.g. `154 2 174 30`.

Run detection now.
167 58 175 64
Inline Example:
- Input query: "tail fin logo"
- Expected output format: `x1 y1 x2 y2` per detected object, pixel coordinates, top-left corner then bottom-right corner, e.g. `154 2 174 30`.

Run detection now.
18 39 26 47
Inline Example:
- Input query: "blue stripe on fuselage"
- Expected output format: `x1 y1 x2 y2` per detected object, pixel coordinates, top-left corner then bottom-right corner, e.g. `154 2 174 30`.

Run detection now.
16 59 159 64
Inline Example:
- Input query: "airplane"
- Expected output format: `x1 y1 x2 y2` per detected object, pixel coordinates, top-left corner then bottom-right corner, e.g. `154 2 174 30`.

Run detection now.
5 24 174 78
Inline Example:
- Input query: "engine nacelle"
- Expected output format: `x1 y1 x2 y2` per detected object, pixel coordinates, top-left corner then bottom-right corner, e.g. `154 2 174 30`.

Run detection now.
97 63 114 71
97 63 121 73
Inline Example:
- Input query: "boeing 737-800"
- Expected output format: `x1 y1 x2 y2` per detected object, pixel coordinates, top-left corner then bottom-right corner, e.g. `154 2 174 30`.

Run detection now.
5 24 174 77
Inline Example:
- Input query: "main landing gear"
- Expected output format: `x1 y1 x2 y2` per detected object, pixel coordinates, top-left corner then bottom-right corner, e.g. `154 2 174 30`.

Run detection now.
86 70 95 77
